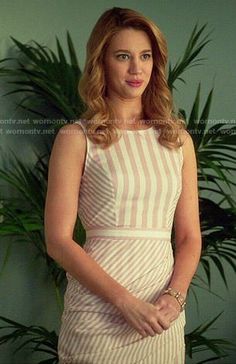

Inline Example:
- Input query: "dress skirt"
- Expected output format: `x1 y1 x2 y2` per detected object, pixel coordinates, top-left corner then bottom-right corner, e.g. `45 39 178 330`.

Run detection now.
57 228 186 363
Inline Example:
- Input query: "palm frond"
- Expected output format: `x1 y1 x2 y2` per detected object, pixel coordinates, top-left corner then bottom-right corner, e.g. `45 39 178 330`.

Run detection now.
0 30 86 120
0 150 67 305
185 311 236 360
168 22 213 90
0 316 58 363
176 86 236 293
199 198 236 288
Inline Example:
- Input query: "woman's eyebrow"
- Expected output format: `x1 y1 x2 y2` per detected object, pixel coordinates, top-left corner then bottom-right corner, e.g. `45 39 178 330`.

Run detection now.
113 49 152 53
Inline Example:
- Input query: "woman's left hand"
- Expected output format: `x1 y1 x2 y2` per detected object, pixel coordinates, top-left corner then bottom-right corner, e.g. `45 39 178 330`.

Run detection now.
153 294 181 325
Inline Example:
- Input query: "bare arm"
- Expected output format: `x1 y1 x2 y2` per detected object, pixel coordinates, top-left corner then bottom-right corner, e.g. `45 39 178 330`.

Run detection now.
167 129 202 299
44 123 130 308
152 129 202 317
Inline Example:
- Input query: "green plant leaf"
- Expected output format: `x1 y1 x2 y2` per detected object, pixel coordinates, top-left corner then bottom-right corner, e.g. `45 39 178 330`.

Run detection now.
0 316 59 362
185 312 236 359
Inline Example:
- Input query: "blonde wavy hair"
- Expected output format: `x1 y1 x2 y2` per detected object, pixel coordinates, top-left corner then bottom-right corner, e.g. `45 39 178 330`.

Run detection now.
78 6 186 149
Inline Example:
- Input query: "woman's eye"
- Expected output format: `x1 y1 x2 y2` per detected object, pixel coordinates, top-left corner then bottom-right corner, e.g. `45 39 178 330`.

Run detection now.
116 54 152 61
117 54 129 60
142 54 152 60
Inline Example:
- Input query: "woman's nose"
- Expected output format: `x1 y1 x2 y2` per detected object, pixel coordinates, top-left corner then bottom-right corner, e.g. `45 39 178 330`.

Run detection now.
129 58 142 74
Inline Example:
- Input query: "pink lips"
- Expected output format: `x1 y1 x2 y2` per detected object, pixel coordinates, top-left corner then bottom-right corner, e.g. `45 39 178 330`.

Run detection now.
126 80 143 88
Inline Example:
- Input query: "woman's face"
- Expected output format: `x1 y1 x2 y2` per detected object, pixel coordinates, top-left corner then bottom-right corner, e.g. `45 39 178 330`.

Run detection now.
103 28 153 101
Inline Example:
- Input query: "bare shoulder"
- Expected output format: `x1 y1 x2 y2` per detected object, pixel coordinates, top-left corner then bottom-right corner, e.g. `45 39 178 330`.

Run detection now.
56 121 86 143
44 121 87 244
48 121 87 179
174 129 201 242
179 129 196 166
53 121 86 155
179 128 193 146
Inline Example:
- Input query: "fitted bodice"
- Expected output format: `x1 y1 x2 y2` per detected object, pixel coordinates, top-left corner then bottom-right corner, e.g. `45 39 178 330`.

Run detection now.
74 120 183 233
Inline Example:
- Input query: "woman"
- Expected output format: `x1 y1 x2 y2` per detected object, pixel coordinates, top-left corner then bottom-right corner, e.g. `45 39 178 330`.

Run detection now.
44 6 202 364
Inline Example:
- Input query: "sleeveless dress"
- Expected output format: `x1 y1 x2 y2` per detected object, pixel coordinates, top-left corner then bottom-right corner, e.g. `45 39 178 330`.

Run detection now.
57 119 186 364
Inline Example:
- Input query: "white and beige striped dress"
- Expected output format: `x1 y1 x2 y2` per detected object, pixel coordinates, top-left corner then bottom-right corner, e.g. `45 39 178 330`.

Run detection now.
57 119 186 364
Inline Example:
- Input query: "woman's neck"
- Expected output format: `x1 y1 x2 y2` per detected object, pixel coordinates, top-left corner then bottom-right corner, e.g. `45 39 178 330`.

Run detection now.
106 97 144 129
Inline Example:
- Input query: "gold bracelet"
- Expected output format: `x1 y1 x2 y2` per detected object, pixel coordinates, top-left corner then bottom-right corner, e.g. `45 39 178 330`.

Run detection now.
162 287 186 312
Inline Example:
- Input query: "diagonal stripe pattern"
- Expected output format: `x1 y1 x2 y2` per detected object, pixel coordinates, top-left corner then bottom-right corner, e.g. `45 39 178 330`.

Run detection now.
58 120 186 363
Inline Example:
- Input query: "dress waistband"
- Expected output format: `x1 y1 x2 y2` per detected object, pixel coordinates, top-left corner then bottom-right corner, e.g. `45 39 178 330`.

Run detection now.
86 227 171 240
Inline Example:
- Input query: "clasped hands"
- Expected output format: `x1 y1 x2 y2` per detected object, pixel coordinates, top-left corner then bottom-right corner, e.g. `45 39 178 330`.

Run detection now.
117 292 182 338
152 293 182 332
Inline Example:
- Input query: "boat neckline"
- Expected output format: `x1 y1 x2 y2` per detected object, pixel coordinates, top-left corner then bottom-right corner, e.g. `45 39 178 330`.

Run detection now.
117 126 154 133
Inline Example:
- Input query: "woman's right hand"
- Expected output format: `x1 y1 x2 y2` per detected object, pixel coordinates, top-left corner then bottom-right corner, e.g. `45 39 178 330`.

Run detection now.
116 293 173 338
